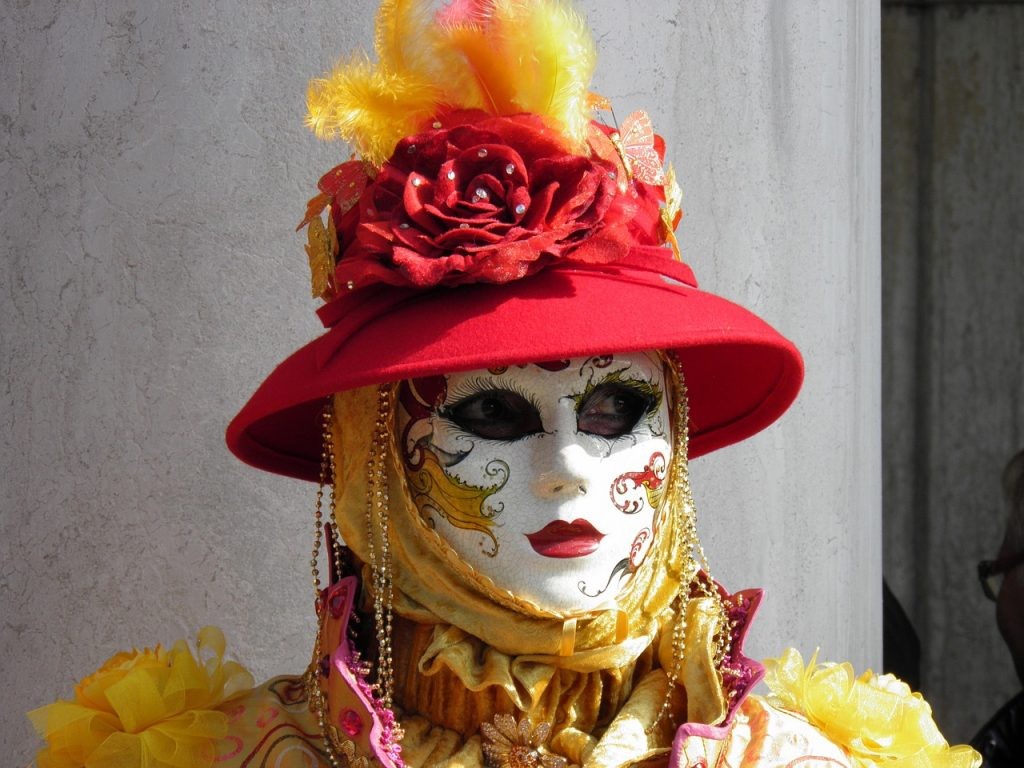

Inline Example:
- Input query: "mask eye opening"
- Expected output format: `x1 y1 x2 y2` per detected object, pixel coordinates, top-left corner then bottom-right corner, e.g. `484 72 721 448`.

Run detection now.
440 388 544 441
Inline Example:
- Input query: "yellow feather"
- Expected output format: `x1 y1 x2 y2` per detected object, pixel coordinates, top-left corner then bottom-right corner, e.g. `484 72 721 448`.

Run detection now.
375 0 439 78
306 0 599 162
503 0 596 144
439 22 518 115
306 55 442 165
438 0 596 144
433 43 487 114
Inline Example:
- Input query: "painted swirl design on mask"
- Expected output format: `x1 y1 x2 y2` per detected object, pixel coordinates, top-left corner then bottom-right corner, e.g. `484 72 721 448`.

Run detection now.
628 529 651 569
609 452 667 514
399 377 509 555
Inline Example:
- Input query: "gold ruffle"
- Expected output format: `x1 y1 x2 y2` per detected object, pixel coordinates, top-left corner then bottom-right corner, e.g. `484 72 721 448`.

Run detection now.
391 613 658 740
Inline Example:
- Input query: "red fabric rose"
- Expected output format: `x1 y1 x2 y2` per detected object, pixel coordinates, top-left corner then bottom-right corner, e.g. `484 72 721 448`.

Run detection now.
332 113 642 290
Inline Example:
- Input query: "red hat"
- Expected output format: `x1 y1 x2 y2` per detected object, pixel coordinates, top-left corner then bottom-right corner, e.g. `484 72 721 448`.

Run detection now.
226 3 803 481
227 246 803 481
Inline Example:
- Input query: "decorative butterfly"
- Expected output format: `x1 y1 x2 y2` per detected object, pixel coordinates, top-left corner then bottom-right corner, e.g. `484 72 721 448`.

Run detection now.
610 110 665 186
587 124 629 193
298 159 369 299
305 213 338 300
587 91 613 112
318 159 370 204
296 159 370 231
660 162 683 261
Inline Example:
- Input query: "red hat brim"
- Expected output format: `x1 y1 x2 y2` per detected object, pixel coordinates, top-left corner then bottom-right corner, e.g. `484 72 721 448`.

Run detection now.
227 247 803 481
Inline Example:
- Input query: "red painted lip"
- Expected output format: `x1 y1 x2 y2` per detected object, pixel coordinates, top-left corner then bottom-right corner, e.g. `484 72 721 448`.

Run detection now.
525 519 605 558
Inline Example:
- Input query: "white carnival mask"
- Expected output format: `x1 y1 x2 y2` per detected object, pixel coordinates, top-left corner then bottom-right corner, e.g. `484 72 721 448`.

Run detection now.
396 352 672 615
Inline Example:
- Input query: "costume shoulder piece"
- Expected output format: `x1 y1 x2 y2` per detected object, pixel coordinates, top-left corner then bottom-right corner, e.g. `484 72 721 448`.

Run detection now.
674 648 980 768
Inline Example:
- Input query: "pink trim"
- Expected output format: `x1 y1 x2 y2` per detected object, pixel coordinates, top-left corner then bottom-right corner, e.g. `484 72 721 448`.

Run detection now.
324 577 406 768
667 585 766 768
719 587 766 719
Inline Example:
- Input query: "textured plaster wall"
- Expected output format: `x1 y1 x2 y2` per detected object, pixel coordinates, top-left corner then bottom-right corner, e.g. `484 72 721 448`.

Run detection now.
1 1 880 763
882 3 1024 742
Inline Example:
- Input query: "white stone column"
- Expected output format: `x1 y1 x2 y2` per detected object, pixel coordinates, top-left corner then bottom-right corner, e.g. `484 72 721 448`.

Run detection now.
589 2 883 671
0 2 880 761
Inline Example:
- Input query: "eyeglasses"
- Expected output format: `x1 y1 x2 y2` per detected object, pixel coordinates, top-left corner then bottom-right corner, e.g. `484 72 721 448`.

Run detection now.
977 551 1024 601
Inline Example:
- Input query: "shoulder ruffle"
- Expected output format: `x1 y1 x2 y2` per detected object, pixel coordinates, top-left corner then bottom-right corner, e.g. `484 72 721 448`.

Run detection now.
28 627 254 768
762 648 980 768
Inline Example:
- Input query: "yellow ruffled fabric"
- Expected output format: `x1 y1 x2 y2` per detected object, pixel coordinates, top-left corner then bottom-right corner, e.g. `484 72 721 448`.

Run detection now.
763 648 981 768
29 627 254 768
